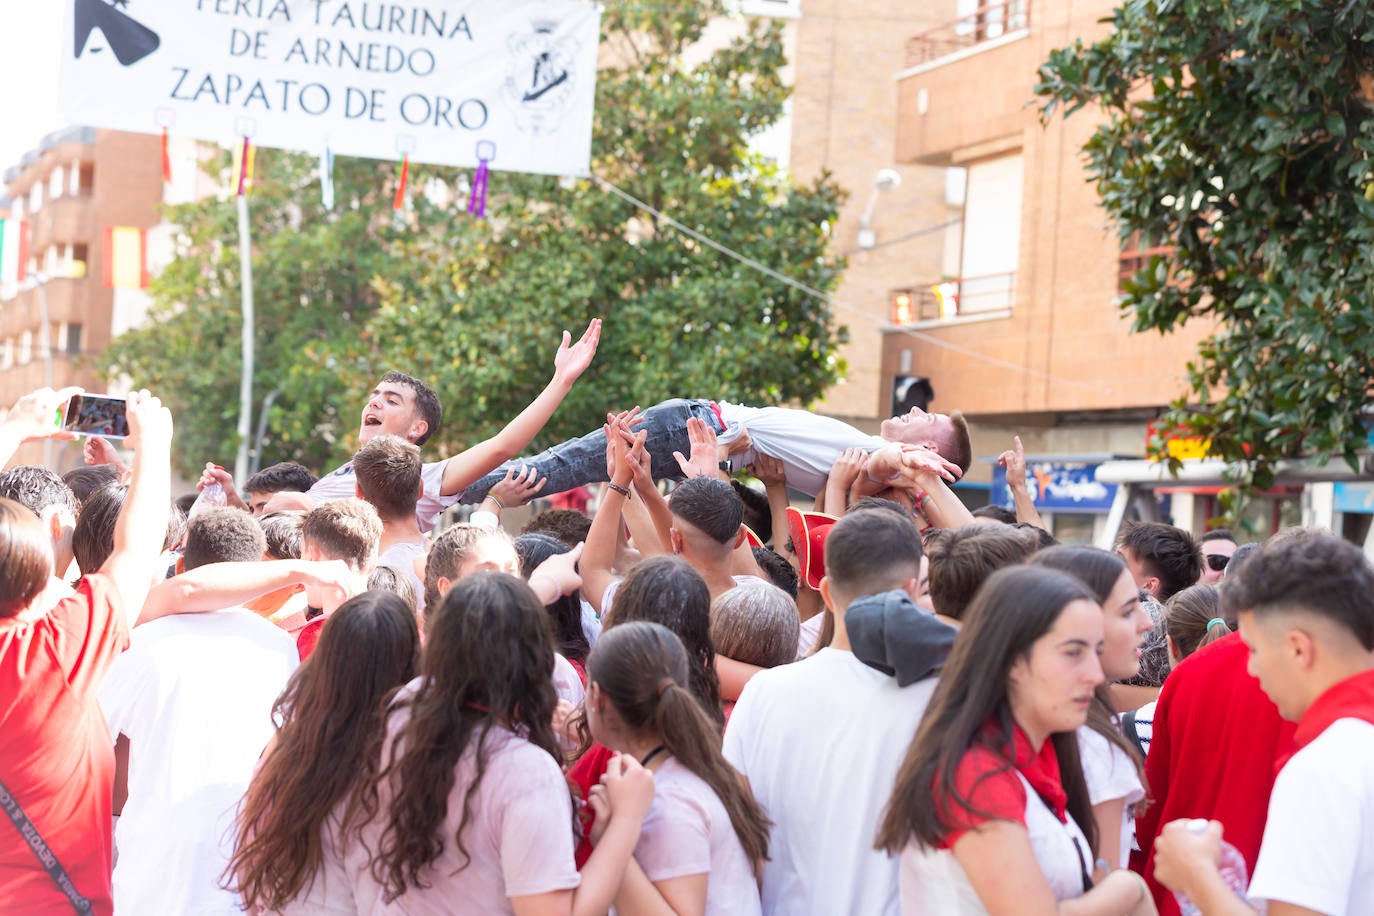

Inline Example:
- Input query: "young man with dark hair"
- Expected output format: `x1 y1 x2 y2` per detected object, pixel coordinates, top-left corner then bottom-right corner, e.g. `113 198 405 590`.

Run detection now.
200 321 603 532
1198 527 1239 584
521 508 593 548
101 506 298 915
723 509 954 915
242 462 318 515
351 434 427 610
0 466 80 597
1154 532 1374 916
300 499 382 575
925 523 1040 621
1116 520 1203 601
178 507 265 571
257 511 303 561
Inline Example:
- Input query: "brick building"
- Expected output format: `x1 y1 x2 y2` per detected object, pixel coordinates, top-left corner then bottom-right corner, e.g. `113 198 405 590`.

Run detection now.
883 0 1274 541
0 127 163 469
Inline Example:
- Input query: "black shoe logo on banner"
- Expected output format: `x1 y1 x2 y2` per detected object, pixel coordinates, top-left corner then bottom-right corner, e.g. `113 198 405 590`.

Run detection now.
74 0 161 67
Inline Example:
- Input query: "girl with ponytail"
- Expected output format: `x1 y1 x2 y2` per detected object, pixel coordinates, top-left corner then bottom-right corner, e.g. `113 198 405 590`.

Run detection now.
585 621 769 915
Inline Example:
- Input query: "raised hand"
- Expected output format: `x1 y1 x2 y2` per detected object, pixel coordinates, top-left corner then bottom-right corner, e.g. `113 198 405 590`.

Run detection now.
85 435 129 470
123 390 173 456
552 317 603 386
600 752 656 827
4 386 82 442
897 444 961 483
997 435 1029 491
748 452 787 489
830 447 869 490
673 416 725 480
487 465 547 508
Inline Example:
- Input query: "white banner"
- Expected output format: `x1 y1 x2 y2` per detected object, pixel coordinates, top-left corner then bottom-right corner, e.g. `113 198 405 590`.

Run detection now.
59 0 602 176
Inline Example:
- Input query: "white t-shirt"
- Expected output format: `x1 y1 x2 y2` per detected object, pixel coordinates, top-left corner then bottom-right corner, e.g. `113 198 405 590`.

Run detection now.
631 757 762 915
581 598 603 648
100 609 299 915
1248 718 1374 914
378 539 428 613
552 652 586 707
722 647 938 916
309 458 458 532
364 704 581 913
1077 724 1144 869
717 403 887 498
796 612 825 660
899 771 1092 913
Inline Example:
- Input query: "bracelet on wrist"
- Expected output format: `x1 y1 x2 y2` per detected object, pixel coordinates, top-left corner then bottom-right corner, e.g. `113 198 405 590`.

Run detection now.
486 493 505 511
607 482 632 499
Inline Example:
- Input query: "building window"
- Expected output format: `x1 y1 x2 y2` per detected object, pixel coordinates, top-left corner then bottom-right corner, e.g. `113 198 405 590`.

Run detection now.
69 160 82 196
0 339 12 370
1118 230 1175 291
955 152 1022 314
28 182 42 214
18 331 31 365
49 166 65 200
10 196 23 219
65 323 83 356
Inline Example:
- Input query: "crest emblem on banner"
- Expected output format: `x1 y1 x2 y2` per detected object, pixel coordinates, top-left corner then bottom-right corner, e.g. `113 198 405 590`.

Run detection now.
73 0 161 66
504 20 579 135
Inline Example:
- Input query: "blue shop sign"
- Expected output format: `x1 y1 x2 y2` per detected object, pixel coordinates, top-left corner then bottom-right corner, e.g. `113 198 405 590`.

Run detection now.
1334 483 1374 515
990 462 1118 514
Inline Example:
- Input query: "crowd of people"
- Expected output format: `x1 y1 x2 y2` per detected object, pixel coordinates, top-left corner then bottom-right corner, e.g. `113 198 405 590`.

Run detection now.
2 320 1372 916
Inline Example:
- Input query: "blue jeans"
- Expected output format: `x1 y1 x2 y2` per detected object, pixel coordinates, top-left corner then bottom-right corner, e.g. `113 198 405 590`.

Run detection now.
458 398 725 504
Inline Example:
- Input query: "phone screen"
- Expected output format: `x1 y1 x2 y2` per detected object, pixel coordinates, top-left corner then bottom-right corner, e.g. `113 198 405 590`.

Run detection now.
63 394 130 439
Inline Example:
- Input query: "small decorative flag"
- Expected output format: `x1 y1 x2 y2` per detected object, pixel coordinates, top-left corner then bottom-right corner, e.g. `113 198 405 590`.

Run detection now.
233 137 255 196
320 146 335 211
0 218 30 286
161 127 172 184
392 154 409 212
103 226 150 289
468 141 496 218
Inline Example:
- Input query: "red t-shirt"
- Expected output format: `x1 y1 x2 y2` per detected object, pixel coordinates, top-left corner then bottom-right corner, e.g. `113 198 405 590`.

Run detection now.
939 723 1069 849
1135 633 1296 916
296 616 325 660
0 575 128 915
566 742 617 869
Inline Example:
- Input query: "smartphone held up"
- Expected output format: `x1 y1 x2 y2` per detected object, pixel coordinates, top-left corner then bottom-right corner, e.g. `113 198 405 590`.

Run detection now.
60 393 130 439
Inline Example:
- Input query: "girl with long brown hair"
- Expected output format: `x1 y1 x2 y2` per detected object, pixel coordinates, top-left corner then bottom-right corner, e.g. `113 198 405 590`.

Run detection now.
226 590 419 913
584 621 769 914
875 566 1155 914
1031 546 1154 873
367 571 653 914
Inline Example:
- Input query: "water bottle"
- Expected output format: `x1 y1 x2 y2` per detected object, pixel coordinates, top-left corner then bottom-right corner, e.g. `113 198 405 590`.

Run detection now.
187 480 227 520
1174 819 1252 916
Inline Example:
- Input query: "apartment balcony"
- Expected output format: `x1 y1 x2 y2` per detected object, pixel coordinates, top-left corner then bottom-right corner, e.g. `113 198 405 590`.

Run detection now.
889 271 1017 328
896 0 1040 166
904 0 1031 69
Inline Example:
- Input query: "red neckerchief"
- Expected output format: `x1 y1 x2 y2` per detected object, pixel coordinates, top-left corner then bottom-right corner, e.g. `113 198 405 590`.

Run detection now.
981 720 1069 823
1276 668 1374 772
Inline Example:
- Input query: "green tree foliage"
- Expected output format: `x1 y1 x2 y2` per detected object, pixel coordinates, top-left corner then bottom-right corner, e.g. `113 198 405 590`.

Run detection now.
1035 0 1374 500
103 0 846 479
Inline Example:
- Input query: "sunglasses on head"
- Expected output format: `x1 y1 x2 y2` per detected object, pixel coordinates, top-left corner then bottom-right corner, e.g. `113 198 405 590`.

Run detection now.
1205 553 1230 572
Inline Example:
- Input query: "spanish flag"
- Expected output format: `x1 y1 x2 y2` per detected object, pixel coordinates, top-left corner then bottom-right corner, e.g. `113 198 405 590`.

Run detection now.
233 137 255 196
103 226 150 289
0 218 30 285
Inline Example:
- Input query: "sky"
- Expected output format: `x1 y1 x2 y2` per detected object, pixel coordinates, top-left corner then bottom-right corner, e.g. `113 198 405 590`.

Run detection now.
0 3 67 189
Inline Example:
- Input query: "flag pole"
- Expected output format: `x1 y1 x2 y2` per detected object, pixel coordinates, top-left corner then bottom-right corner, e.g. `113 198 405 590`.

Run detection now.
234 134 255 485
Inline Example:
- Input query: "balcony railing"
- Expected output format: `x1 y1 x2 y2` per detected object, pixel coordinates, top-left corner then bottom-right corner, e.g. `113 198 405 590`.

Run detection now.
905 0 1032 68
891 272 1017 325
